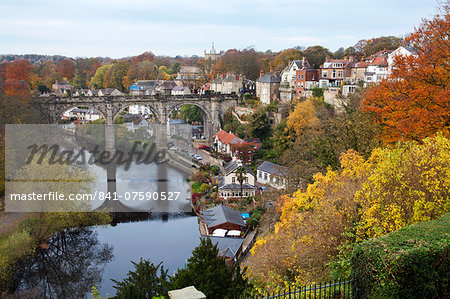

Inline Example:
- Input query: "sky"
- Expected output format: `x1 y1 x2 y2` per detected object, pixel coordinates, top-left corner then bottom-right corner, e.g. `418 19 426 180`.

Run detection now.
0 0 439 58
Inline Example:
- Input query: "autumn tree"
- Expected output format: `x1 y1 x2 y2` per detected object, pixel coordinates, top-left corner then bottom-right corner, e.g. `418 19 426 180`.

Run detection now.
90 64 112 89
131 51 155 64
57 59 74 80
362 36 403 56
270 48 304 71
248 135 450 290
363 9 450 143
286 99 320 137
4 60 33 95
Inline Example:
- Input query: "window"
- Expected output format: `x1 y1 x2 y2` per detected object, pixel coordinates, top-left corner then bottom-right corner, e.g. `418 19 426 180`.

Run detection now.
301 82 304 88
338 71 343 78
301 74 304 80
322 71 328 78
332 69 336 78
232 177 235 183
264 173 268 180
297 75 301 80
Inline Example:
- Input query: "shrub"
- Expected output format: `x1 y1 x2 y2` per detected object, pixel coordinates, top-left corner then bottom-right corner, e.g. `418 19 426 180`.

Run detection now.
351 213 450 299
312 87 324 98
199 183 209 193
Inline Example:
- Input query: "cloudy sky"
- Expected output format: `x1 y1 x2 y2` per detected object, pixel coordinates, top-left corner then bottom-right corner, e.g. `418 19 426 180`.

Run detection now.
0 0 438 58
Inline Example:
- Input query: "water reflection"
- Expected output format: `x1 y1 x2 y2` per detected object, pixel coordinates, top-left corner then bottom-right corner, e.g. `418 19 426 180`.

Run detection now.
13 229 113 299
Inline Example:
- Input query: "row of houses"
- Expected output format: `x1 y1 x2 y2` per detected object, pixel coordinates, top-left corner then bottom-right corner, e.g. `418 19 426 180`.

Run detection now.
130 80 192 96
255 46 415 105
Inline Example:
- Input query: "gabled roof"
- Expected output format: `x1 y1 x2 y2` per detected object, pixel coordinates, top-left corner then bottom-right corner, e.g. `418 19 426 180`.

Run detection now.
258 161 287 176
214 129 243 145
368 56 388 67
224 160 254 176
353 60 369 68
172 86 189 92
200 205 246 228
256 72 281 83
211 77 223 84
200 236 244 259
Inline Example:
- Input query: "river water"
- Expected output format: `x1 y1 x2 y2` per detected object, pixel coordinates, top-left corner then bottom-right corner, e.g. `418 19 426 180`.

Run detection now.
13 161 201 298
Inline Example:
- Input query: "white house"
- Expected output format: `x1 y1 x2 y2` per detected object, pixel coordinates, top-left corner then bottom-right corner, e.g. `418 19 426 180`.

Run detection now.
219 160 257 199
213 130 245 155
257 161 288 189
128 105 151 115
280 59 310 102
364 56 389 84
171 86 191 96
388 46 416 73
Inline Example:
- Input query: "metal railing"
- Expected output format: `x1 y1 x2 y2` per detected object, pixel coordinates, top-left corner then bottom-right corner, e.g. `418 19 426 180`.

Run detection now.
255 280 352 299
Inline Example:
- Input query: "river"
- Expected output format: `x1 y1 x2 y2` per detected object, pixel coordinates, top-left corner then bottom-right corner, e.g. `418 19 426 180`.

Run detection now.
13 160 201 298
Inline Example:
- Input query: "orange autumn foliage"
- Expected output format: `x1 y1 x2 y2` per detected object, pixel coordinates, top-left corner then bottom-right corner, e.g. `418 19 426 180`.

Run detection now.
363 9 450 143
4 60 33 95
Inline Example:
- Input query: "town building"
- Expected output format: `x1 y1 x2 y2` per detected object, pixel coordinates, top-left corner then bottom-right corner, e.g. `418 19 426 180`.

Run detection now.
199 204 247 235
67 108 101 122
128 105 152 115
319 58 354 91
52 80 73 94
221 74 243 94
294 60 319 97
202 236 244 262
171 86 191 96
129 80 158 95
218 160 257 199
280 59 312 101
388 46 416 73
213 130 245 155
256 72 281 106
230 138 261 163
204 43 223 61
154 80 177 95
257 161 288 189
175 66 203 90
98 88 123 96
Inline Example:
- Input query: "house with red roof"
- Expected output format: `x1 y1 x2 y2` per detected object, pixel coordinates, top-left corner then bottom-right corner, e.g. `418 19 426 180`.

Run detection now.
213 130 245 155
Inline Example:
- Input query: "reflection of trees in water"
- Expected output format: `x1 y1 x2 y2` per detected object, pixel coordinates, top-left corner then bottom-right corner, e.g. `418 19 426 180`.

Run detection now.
13 229 113 299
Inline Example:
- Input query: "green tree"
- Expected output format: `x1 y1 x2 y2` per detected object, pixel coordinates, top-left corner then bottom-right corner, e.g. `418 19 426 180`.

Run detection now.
180 104 203 124
170 238 250 298
112 259 169 299
90 65 112 89
248 108 270 141
333 47 345 59
304 46 332 68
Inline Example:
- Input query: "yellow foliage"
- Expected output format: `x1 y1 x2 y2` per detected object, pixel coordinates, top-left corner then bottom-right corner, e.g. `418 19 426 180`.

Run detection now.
286 100 320 137
248 133 450 289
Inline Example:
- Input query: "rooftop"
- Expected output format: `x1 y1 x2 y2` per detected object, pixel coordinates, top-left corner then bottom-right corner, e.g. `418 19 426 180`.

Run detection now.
201 236 245 259
258 161 287 176
200 205 246 228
